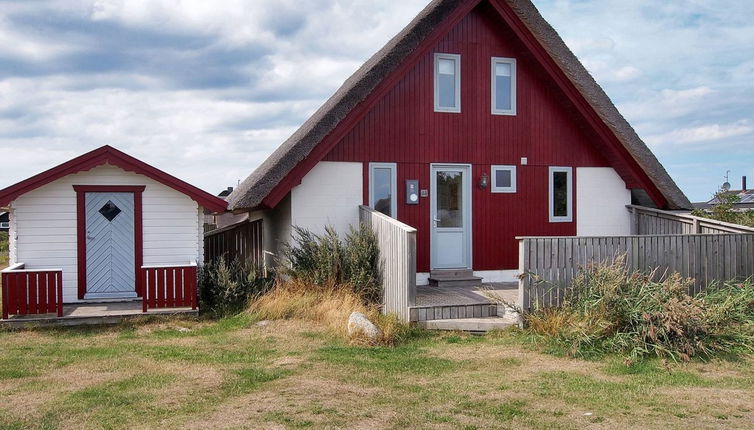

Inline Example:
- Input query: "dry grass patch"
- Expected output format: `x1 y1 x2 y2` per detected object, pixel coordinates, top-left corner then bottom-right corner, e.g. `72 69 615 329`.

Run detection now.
250 280 410 346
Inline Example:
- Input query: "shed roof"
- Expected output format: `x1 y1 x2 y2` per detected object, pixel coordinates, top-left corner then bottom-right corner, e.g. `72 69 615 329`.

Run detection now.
228 0 690 211
0 146 228 213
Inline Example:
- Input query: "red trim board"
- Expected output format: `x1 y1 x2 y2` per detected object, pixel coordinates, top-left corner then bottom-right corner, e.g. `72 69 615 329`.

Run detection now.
74 185 145 300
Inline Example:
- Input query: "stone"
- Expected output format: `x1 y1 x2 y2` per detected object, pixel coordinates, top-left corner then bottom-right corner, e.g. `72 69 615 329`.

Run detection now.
255 320 271 327
347 312 382 340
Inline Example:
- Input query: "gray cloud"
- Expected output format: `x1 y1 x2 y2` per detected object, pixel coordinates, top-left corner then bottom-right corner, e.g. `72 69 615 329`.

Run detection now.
0 0 751 203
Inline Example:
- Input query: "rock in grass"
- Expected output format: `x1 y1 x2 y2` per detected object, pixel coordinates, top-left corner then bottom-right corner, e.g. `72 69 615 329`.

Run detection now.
347 312 382 340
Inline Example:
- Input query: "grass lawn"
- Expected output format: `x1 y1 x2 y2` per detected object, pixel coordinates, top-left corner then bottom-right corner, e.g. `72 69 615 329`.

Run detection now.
0 316 753 429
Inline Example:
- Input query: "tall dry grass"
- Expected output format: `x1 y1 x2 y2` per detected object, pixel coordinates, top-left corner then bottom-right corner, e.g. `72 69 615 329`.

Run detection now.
524 258 754 362
250 279 409 346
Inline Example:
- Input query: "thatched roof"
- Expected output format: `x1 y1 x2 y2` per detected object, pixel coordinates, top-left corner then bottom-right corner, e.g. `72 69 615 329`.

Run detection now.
229 0 691 211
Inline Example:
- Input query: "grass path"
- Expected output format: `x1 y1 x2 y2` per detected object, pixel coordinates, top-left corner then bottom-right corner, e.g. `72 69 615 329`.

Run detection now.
0 315 753 429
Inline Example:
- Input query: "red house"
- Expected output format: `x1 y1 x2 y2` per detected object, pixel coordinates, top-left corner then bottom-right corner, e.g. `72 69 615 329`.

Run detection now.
228 0 690 286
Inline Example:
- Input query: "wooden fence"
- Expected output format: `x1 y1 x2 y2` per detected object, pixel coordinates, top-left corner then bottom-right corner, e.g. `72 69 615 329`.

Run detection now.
1 263 63 319
518 234 754 310
628 205 754 235
141 263 198 311
204 219 263 267
359 206 417 322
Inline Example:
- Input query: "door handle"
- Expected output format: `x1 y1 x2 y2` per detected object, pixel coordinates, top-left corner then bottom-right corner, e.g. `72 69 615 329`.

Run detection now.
433 216 440 227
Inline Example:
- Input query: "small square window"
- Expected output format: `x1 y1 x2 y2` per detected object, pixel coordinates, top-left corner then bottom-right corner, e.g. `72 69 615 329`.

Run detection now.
491 57 516 115
491 165 516 193
434 53 461 113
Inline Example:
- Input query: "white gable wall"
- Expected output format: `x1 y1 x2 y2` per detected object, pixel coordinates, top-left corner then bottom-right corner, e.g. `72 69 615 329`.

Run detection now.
10 164 203 303
290 161 363 237
576 167 631 236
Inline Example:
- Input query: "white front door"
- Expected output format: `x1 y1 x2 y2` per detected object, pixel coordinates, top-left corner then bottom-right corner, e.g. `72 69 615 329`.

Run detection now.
430 164 472 269
85 192 137 299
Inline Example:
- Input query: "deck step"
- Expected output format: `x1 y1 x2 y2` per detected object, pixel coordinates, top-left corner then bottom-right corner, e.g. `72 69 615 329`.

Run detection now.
410 303 498 322
418 317 517 332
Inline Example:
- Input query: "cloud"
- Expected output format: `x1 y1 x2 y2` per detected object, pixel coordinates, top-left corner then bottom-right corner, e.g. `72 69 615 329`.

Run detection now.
645 120 753 146
0 0 752 206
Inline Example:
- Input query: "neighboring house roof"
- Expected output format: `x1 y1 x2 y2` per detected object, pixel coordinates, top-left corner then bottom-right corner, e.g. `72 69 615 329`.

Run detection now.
228 0 691 211
701 189 754 209
0 145 229 213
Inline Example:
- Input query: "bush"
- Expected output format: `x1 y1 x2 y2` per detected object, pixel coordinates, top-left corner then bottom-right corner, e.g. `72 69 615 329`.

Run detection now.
0 232 8 266
524 259 754 362
691 188 754 227
198 257 274 318
282 224 380 304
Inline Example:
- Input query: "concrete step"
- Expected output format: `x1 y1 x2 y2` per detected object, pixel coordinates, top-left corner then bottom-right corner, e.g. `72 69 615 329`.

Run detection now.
428 277 483 288
418 317 517 332
430 269 474 279
428 269 483 288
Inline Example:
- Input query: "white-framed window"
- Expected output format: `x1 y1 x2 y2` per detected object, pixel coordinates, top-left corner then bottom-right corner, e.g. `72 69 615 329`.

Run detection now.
369 162 397 218
434 53 461 113
491 165 516 193
549 167 573 223
491 57 516 115
0 222 8 229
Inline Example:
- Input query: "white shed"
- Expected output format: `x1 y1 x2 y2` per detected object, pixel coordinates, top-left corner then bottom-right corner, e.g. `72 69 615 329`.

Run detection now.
0 146 227 320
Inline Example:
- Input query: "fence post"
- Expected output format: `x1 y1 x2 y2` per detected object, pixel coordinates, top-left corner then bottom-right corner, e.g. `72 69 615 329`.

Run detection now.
517 238 529 315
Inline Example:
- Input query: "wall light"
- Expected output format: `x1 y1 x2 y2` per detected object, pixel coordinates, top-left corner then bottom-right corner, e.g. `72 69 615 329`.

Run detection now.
479 172 489 190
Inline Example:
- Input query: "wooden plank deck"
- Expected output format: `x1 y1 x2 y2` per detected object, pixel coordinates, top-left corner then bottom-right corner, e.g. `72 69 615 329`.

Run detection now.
1 301 197 327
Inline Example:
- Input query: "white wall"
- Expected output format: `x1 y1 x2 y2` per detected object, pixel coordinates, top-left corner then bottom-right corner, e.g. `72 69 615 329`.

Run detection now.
290 161 363 236
10 164 203 303
576 167 631 236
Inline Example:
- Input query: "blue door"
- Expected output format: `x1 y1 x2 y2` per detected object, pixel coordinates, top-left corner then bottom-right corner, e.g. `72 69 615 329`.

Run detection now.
85 192 137 299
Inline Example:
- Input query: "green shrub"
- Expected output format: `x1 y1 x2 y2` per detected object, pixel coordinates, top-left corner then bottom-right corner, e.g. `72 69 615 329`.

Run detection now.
524 259 754 362
0 232 8 266
282 224 380 304
198 257 274 318
691 188 754 227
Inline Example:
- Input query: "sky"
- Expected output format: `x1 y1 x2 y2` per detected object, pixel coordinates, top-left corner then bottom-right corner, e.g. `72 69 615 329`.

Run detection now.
0 0 752 203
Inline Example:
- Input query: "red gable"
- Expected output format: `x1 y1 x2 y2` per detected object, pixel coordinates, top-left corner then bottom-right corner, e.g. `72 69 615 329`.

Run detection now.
0 145 228 213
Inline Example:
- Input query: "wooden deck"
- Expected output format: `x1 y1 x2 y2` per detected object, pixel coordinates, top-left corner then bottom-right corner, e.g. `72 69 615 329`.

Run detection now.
410 283 520 330
1 301 197 327
416 282 518 307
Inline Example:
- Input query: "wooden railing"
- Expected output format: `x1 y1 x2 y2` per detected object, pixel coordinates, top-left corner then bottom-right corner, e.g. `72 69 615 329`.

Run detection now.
204 219 263 267
518 234 754 310
628 205 754 235
141 263 198 312
359 206 417 322
1 263 63 319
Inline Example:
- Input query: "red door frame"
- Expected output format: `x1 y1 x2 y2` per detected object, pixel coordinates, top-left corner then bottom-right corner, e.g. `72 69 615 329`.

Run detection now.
74 185 145 300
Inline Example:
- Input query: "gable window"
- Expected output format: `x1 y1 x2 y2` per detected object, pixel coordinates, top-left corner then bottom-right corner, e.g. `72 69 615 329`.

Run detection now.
369 162 397 218
491 57 516 115
0 222 8 229
549 167 572 222
491 165 516 193
434 53 461 113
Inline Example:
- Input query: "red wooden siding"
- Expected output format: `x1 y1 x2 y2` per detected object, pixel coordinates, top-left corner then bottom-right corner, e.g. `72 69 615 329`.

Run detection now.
324 3 613 271
2 270 63 319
